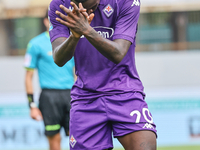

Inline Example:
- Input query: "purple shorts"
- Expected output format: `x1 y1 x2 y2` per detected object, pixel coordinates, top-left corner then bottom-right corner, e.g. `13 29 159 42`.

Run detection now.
69 92 157 150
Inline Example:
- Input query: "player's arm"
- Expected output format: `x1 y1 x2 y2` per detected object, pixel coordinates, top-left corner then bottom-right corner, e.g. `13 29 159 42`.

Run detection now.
51 2 93 67
52 3 94 67
25 69 42 121
86 31 131 64
52 36 79 67
56 2 131 64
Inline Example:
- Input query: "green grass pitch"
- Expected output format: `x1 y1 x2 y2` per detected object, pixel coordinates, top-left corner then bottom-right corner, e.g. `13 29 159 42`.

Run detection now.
113 145 200 150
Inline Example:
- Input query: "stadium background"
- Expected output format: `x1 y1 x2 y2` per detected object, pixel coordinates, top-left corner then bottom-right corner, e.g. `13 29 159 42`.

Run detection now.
0 0 200 149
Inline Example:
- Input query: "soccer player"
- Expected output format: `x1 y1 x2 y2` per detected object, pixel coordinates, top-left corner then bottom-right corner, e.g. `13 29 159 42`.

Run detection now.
48 0 157 149
24 11 75 150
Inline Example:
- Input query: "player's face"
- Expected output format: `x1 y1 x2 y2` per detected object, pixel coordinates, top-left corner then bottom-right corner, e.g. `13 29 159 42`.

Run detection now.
72 0 100 13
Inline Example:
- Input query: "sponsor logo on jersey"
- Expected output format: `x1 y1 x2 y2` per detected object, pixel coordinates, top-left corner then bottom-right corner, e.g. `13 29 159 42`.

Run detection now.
131 0 140 6
103 4 114 17
80 26 114 39
94 26 114 38
69 135 77 148
143 123 154 129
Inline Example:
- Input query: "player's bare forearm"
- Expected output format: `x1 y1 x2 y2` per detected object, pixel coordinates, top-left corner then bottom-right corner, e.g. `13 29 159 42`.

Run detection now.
56 3 131 64
53 2 89 67
25 70 34 94
52 36 79 67
84 27 131 64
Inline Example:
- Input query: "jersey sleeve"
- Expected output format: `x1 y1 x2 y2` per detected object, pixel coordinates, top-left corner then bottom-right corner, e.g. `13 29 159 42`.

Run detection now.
24 42 39 69
113 0 140 43
48 0 70 42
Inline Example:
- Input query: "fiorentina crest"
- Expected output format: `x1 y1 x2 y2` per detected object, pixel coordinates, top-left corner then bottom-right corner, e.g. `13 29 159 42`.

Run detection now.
103 4 114 17
69 135 77 148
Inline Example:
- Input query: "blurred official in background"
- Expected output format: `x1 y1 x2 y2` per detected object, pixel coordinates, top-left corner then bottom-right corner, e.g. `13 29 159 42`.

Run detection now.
24 11 76 150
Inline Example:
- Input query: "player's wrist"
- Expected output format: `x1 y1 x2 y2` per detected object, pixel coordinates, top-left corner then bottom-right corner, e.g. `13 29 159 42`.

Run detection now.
70 29 81 39
83 26 93 37
30 102 37 109
71 32 81 39
27 94 37 108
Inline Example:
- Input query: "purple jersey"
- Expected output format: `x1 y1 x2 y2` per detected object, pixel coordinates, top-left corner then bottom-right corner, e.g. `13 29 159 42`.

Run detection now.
49 0 144 101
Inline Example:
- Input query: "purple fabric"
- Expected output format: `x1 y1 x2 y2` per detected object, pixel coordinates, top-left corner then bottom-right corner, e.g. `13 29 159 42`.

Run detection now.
49 1 157 149
49 0 145 101
70 92 157 149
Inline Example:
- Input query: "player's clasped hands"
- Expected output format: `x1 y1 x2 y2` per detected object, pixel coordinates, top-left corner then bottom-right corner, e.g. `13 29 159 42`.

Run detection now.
55 2 94 38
